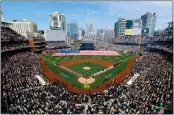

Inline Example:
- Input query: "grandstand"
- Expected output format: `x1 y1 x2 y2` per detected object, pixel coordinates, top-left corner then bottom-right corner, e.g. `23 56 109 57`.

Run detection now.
1 20 173 114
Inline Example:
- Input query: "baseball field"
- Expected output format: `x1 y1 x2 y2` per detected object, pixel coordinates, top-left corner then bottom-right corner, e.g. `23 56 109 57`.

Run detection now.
40 53 137 93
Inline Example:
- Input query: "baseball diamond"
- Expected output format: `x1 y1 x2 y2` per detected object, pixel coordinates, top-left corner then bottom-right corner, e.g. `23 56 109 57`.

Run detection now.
2 3 173 114
40 51 137 93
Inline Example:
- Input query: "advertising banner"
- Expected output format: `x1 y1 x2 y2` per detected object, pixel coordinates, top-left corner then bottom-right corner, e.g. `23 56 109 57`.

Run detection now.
125 29 133 35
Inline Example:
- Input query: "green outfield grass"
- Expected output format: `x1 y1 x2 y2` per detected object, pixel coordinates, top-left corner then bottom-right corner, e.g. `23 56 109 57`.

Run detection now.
69 62 106 76
41 53 134 89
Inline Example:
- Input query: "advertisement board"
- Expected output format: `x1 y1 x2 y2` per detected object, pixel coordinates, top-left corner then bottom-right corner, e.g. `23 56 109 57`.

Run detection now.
125 29 133 35
45 30 66 41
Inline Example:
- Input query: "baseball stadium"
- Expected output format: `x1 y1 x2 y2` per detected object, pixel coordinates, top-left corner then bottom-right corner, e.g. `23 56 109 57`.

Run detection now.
40 47 139 93
1 1 173 114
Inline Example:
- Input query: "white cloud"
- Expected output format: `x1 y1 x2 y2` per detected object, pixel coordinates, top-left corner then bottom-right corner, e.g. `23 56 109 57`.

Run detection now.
94 1 172 30
150 1 172 6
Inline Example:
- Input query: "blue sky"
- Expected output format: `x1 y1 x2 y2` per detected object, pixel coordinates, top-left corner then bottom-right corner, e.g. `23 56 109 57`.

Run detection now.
2 1 172 31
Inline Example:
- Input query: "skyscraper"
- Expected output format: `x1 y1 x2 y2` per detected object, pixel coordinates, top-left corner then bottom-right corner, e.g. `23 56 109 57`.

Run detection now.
104 27 114 41
67 22 78 39
124 18 142 36
132 18 142 35
78 28 85 40
86 21 94 33
114 18 127 37
7 19 37 37
141 12 156 36
97 28 104 37
126 20 133 29
50 12 66 31
97 28 104 41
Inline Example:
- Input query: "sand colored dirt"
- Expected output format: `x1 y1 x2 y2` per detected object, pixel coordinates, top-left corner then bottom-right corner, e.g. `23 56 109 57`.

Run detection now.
78 77 95 84
39 56 139 94
83 67 91 70
59 59 114 68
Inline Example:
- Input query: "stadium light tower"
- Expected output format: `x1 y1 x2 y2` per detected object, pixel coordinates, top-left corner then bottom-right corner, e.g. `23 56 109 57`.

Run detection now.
138 33 142 54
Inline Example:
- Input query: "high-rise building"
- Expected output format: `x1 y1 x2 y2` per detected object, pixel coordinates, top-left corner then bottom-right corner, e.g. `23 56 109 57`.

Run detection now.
38 30 45 35
141 12 156 36
125 19 142 36
67 22 78 39
114 18 127 37
126 20 133 29
132 18 142 35
104 27 114 41
7 19 37 37
97 28 104 37
99 33 105 41
133 18 142 28
86 21 94 33
125 20 134 36
78 28 85 40
168 21 173 28
84 32 97 41
50 12 66 31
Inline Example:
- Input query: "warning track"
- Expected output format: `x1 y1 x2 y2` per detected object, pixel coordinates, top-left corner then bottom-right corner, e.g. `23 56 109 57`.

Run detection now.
39 56 139 94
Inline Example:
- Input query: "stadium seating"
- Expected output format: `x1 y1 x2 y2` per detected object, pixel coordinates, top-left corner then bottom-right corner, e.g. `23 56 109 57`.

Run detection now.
1 22 173 114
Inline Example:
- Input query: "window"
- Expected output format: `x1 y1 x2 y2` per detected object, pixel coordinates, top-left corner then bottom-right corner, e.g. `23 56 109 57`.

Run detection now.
59 15 61 21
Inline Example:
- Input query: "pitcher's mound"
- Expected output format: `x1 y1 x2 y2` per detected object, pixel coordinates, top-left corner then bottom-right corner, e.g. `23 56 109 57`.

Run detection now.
78 77 95 84
83 67 91 70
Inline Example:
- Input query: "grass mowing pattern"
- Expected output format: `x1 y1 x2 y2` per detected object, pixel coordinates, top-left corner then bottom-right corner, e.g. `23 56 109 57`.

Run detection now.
45 60 83 88
41 53 134 64
90 61 128 88
69 62 106 76
41 53 134 89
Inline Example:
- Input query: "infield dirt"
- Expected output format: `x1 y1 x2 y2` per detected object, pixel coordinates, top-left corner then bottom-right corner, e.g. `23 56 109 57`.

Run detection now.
59 59 114 67
39 56 139 94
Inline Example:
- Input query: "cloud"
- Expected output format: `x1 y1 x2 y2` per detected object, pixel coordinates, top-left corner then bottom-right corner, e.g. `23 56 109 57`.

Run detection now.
4 1 172 30
150 1 172 6
94 1 172 30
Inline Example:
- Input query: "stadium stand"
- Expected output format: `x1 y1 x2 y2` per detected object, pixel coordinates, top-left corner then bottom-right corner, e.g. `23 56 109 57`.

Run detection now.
46 41 69 49
1 21 173 114
27 32 47 52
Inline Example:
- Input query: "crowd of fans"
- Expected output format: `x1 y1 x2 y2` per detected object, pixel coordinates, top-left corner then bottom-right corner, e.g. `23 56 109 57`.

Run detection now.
70 40 82 49
147 44 173 53
115 52 173 114
1 26 26 41
1 22 173 114
97 22 173 53
1 44 30 52
95 41 140 52
46 41 68 49
2 50 172 114
154 22 173 41
1 51 47 113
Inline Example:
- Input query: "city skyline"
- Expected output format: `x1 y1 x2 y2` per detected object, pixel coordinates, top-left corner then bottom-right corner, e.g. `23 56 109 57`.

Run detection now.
2 1 172 31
